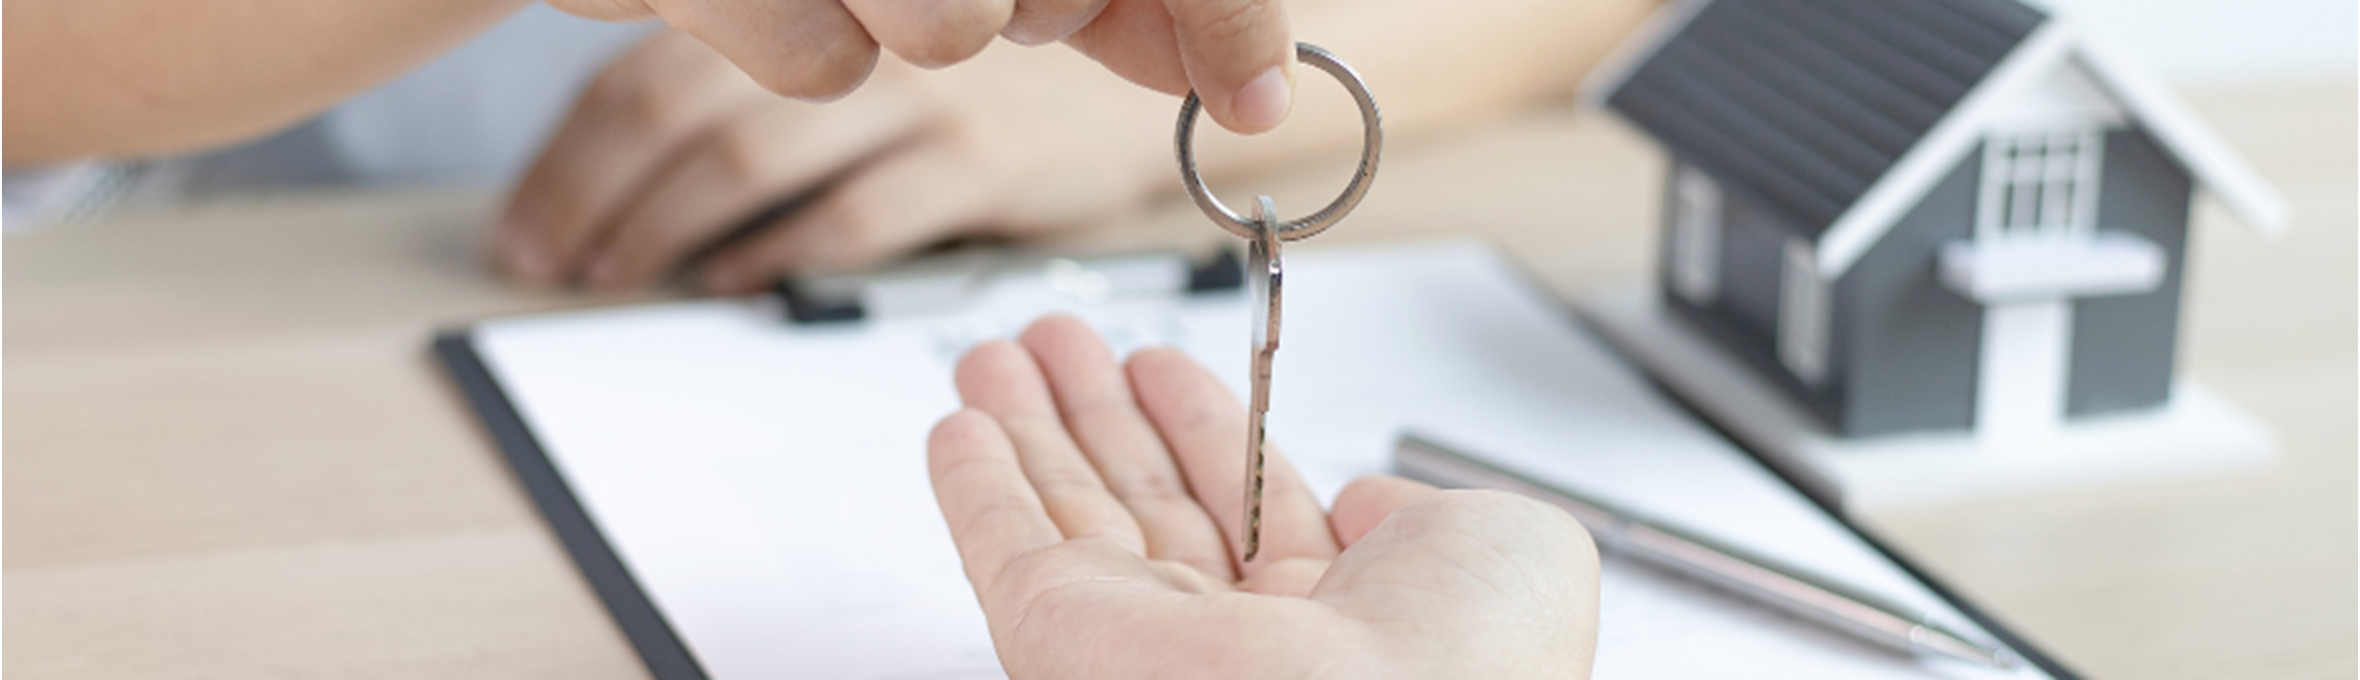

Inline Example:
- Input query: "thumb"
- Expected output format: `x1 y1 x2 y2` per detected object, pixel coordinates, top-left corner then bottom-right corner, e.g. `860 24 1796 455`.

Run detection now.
1162 0 1295 134
1330 475 1440 547
1058 0 1293 133
1312 490 1601 671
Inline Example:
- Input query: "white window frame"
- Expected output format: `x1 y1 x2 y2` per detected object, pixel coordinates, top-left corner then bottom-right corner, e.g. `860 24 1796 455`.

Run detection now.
1778 237 1830 386
1976 126 2105 242
1668 166 1725 304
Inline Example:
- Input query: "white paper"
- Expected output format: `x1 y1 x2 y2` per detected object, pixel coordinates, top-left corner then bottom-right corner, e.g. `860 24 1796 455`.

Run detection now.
474 241 2055 679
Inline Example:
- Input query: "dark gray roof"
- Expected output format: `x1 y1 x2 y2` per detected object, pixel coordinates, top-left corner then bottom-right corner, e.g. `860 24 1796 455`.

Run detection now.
1607 0 2045 236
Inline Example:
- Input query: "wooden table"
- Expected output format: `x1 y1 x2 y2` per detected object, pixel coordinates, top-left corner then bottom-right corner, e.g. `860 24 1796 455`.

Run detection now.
9 78 2352 679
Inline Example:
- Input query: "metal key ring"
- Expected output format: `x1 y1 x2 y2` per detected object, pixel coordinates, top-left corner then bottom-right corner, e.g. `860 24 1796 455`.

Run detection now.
1176 43 1382 242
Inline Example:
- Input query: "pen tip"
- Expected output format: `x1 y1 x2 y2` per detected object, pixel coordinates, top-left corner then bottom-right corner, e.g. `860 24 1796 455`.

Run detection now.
1917 625 2013 669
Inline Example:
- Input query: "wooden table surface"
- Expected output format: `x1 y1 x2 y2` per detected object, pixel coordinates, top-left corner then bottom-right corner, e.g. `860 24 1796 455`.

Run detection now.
8 78 2352 679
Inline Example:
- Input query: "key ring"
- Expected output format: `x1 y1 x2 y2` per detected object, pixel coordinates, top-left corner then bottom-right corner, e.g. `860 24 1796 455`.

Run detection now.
1175 42 1383 242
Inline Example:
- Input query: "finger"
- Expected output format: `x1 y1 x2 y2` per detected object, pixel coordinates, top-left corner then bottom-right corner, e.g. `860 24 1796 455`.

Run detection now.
841 0 1013 68
1072 0 1293 133
1165 0 1294 134
660 0 880 101
578 89 926 290
498 31 766 285
1126 347 1337 574
542 0 658 22
1019 315 1235 580
1059 0 1185 94
1329 475 1437 548
928 408 1067 599
955 340 1147 555
697 139 995 293
1002 0 1112 45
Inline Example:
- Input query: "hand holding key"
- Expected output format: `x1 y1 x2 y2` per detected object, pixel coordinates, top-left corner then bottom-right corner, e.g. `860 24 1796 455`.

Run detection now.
930 316 1602 678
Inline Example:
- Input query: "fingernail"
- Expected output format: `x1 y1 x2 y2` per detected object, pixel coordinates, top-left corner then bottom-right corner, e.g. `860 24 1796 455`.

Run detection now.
1228 66 1293 133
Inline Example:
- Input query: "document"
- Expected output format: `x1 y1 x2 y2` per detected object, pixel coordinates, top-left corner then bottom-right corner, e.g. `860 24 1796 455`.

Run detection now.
470 241 2053 679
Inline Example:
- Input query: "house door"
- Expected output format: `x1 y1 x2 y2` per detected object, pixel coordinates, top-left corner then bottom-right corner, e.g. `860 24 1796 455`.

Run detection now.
1976 299 2072 437
1971 129 2102 438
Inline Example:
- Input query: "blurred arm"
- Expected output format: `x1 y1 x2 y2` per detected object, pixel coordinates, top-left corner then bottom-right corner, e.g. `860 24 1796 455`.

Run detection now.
3 0 532 165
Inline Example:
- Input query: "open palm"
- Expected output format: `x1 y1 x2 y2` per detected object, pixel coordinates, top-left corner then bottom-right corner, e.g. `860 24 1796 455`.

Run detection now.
927 315 1601 678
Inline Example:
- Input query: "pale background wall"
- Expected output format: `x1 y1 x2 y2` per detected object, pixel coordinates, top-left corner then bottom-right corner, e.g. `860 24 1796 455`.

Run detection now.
2031 0 2356 84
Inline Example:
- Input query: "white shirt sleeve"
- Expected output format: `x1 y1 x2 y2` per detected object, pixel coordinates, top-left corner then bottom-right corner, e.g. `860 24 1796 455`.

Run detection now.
8 4 656 229
4 161 137 232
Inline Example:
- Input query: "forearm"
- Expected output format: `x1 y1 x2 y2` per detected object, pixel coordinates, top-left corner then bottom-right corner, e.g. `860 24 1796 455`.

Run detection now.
3 0 532 165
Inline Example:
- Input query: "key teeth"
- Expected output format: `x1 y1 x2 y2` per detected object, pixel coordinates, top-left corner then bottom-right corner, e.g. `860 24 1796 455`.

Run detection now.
1243 504 1262 562
1244 423 1267 563
1245 480 1264 562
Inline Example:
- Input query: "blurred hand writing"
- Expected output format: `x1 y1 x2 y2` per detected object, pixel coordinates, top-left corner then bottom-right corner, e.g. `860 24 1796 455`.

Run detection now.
495 30 1171 292
927 315 1603 678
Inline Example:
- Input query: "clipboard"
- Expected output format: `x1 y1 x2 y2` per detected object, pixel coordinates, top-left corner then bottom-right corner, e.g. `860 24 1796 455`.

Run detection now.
432 240 2078 679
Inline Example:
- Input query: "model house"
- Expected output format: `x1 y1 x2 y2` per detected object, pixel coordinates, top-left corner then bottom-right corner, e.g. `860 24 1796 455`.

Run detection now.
1583 0 2287 440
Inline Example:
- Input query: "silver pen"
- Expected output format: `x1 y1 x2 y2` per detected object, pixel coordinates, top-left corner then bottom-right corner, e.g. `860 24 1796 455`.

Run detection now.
1392 433 2015 669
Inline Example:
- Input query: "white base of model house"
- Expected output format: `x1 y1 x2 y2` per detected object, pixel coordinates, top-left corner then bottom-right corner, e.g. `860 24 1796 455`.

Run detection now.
1580 284 2273 513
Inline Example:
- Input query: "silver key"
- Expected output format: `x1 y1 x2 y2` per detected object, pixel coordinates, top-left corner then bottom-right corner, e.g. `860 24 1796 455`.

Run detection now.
1243 196 1283 562
1174 42 1382 563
